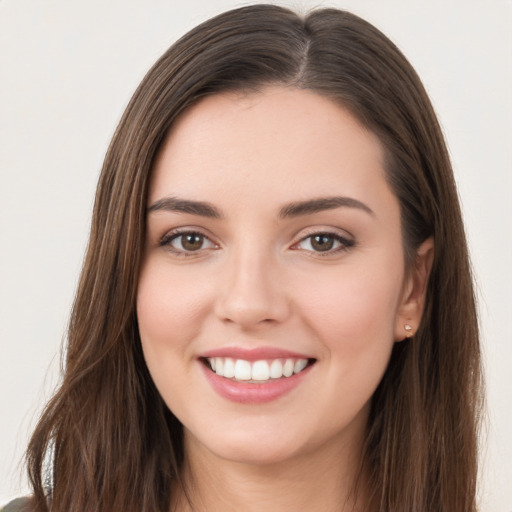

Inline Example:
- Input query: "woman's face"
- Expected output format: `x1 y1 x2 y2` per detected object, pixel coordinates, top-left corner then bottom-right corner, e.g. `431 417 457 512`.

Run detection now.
137 86 419 465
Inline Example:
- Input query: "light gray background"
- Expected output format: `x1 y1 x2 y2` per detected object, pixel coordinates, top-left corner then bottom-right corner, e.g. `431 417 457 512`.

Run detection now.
1 1 511 510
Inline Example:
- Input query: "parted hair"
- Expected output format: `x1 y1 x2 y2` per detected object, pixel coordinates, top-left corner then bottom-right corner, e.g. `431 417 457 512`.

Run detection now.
26 5 482 511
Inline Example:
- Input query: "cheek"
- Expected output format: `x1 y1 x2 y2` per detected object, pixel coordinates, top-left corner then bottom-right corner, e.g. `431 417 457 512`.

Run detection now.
136 260 214 413
136 260 211 350
290 261 403 426
293 257 403 357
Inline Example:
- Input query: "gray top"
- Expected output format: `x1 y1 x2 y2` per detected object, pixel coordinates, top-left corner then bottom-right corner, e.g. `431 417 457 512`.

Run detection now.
1 497 33 512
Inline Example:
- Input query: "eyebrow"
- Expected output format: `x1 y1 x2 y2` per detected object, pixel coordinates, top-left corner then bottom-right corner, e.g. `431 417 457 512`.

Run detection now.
147 195 374 219
279 196 374 218
147 196 222 218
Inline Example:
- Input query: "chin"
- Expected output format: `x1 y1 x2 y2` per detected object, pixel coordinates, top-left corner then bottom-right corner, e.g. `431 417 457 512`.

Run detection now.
213 442 304 466
187 423 312 466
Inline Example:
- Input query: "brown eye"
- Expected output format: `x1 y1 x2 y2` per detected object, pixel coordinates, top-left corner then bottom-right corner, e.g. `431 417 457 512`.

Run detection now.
162 231 216 254
294 232 354 255
310 234 335 252
180 233 204 251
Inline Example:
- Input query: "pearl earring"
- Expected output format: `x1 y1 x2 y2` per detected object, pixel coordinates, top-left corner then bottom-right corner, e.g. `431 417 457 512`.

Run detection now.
404 324 413 338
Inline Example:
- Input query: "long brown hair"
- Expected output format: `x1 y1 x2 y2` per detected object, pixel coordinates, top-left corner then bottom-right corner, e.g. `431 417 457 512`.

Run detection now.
26 5 482 511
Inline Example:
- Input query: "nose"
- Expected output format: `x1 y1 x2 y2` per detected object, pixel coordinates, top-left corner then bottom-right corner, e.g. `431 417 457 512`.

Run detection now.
214 245 291 329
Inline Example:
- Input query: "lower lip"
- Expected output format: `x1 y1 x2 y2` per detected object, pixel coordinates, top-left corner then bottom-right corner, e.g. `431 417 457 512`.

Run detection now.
199 361 314 404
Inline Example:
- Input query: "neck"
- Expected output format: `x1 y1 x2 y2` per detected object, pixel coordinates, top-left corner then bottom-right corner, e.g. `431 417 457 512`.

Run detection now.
171 429 369 512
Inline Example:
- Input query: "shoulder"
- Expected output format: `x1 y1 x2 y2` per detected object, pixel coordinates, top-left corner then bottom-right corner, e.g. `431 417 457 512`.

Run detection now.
1 497 34 512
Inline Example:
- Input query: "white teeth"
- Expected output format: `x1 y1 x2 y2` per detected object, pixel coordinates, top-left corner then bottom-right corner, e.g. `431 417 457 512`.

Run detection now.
206 357 310 382
234 359 252 380
223 357 235 378
252 360 270 381
294 359 308 374
283 359 294 377
215 357 224 376
270 359 283 378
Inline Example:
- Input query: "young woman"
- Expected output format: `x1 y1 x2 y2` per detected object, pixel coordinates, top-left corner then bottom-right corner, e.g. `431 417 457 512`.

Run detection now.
4 4 482 511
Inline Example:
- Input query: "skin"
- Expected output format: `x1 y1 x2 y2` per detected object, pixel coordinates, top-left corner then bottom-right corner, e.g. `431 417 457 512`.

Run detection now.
137 86 433 511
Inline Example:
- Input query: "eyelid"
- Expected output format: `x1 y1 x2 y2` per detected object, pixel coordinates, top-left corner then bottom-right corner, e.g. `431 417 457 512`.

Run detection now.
290 227 355 255
157 225 354 257
159 227 219 256
158 224 217 243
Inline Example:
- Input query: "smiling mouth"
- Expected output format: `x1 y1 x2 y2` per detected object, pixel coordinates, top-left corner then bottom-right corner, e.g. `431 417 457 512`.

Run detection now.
201 357 316 383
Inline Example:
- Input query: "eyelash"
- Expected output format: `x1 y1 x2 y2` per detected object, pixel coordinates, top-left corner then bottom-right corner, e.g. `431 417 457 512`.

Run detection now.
292 231 355 256
159 230 217 257
159 229 355 257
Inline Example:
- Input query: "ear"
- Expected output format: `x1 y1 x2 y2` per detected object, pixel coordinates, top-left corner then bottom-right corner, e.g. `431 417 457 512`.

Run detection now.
394 237 434 341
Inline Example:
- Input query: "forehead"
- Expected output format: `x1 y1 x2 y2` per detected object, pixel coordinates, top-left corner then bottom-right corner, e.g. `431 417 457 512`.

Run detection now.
149 86 394 216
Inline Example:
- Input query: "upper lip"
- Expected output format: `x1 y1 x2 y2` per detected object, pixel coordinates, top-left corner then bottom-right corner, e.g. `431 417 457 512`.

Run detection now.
199 346 314 361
